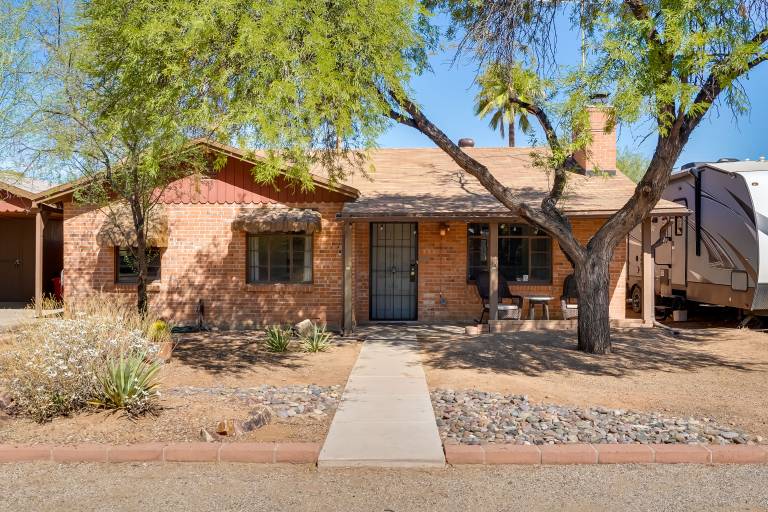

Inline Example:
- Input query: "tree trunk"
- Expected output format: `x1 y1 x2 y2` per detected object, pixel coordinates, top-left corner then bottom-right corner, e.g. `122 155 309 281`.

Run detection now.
508 118 515 147
136 234 148 316
574 248 612 354
131 195 149 317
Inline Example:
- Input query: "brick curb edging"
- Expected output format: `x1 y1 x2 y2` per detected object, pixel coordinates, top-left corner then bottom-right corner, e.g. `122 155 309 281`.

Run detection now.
2 442 766 465
444 443 768 465
0 442 320 464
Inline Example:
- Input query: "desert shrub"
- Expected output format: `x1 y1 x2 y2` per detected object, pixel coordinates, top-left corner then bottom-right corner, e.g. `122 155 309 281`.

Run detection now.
1 297 160 422
27 294 64 312
146 320 172 343
89 352 161 416
64 293 157 334
301 324 332 353
264 325 292 352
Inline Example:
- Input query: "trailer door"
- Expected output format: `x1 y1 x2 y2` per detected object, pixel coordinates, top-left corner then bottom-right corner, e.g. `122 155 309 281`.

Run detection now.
670 199 688 290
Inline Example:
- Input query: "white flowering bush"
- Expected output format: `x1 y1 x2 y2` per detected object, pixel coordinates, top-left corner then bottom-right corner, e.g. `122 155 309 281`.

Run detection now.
1 306 160 423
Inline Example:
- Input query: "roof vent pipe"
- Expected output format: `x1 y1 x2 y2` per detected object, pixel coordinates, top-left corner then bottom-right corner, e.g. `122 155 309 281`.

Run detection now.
458 138 475 148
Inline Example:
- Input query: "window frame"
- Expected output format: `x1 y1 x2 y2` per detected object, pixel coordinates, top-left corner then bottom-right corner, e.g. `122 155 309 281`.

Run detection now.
246 232 314 284
114 247 162 284
466 223 553 284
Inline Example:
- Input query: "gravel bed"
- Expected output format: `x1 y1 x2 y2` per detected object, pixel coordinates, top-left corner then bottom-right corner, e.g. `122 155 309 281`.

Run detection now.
164 384 342 418
432 389 762 446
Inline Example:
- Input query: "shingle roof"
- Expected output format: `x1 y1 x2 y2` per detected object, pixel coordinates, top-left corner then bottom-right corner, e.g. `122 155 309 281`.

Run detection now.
336 147 686 218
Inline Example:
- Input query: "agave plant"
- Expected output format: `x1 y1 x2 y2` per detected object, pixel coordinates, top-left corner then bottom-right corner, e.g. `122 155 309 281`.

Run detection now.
264 325 292 352
301 324 332 353
90 352 162 416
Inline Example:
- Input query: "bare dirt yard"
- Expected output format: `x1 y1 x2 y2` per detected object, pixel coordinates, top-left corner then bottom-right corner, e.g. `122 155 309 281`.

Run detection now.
0 331 360 444
420 325 768 438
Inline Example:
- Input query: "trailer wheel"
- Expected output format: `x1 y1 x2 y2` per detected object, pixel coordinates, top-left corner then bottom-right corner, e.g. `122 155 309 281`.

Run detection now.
631 285 642 313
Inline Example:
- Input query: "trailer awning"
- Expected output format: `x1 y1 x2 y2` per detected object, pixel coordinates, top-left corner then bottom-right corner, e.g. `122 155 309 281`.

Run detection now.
96 204 169 247
232 206 322 234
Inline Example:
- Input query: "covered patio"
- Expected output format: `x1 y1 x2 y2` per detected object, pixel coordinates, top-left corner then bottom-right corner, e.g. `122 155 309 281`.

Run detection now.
331 146 681 333
0 176 63 316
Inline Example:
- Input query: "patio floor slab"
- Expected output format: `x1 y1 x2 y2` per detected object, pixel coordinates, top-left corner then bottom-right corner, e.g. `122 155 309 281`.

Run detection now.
318 334 445 468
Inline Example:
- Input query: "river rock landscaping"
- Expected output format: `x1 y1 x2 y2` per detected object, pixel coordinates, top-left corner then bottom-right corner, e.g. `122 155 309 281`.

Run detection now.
432 389 763 446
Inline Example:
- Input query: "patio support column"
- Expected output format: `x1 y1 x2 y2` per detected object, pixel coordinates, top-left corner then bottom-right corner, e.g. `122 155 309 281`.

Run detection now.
489 221 499 322
34 205 45 317
641 216 654 326
342 220 354 335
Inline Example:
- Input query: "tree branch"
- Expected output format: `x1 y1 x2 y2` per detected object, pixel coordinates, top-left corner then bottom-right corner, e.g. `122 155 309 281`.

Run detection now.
683 28 768 138
390 92 585 264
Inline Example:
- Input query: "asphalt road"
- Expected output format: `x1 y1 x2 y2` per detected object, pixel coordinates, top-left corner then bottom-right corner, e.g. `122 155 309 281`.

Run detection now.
3 463 768 511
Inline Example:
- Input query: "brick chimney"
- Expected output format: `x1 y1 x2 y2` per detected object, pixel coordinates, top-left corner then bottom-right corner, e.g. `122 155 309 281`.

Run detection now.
573 104 617 176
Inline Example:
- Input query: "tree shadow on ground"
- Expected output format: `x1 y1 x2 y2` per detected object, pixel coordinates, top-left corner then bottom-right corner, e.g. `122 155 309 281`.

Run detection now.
171 331 303 375
416 327 767 378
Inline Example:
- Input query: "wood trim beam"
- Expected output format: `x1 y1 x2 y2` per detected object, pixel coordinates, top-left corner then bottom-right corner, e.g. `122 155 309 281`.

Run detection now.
34 207 45 317
342 221 354 335
489 222 499 321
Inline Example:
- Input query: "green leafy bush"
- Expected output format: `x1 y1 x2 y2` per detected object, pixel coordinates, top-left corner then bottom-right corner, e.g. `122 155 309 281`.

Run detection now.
90 353 161 416
265 325 292 352
146 319 172 343
301 324 332 353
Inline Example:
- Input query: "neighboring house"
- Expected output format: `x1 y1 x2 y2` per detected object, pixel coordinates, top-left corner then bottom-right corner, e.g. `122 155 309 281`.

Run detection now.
36 107 686 330
0 176 63 304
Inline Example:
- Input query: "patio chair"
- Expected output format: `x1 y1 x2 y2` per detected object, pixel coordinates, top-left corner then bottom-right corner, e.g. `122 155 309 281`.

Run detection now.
475 270 524 323
560 274 579 319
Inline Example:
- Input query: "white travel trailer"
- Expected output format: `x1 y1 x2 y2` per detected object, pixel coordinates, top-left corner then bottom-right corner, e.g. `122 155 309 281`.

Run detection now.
627 159 768 316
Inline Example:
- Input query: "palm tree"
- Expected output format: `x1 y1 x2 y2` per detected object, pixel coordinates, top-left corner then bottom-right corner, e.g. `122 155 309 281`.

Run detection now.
474 62 540 148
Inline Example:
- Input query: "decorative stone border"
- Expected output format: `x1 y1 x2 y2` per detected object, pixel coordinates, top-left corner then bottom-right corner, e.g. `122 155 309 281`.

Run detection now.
444 443 768 465
0 442 320 464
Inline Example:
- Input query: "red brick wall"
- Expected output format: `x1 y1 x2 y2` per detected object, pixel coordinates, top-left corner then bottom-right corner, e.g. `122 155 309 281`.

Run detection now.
63 202 345 329
574 106 617 173
64 202 626 328
352 219 626 324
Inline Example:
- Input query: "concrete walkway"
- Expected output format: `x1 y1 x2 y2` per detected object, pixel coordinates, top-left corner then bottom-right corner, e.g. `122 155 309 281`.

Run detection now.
318 329 445 468
0 304 34 331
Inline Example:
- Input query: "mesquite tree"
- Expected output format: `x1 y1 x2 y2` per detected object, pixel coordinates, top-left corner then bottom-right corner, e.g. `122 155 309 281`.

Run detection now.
391 0 768 353
5 0 220 314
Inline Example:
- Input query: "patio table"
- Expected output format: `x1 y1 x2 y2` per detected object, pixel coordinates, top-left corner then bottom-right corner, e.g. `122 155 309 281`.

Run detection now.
527 296 554 320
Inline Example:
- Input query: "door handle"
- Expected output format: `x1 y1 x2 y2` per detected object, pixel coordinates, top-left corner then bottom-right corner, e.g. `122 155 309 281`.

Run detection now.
409 263 417 282
14 259 21 267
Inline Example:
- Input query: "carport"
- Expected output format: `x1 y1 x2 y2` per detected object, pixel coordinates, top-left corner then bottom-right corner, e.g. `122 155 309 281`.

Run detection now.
0 177 63 314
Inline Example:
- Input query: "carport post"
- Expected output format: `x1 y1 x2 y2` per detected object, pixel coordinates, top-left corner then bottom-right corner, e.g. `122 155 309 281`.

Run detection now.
34 205 45 317
641 216 654 327
489 222 499 322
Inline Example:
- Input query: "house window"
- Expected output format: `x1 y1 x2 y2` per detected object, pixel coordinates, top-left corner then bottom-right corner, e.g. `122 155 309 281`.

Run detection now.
467 223 552 283
247 233 313 283
115 248 162 284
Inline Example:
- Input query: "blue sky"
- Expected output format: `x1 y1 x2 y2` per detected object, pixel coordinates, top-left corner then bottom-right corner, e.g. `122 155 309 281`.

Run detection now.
378 17 768 168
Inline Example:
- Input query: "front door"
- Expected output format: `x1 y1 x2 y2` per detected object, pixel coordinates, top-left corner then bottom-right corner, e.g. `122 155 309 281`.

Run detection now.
370 222 418 321
0 218 35 302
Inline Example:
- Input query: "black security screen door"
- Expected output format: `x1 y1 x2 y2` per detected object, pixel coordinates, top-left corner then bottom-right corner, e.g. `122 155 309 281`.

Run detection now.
370 223 418 321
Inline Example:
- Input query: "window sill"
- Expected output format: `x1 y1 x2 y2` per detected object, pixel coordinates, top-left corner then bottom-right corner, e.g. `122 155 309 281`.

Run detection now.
113 281 162 292
243 282 314 291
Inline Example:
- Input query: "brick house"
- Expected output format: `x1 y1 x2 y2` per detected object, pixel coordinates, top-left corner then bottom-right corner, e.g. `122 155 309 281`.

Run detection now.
36 107 685 330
